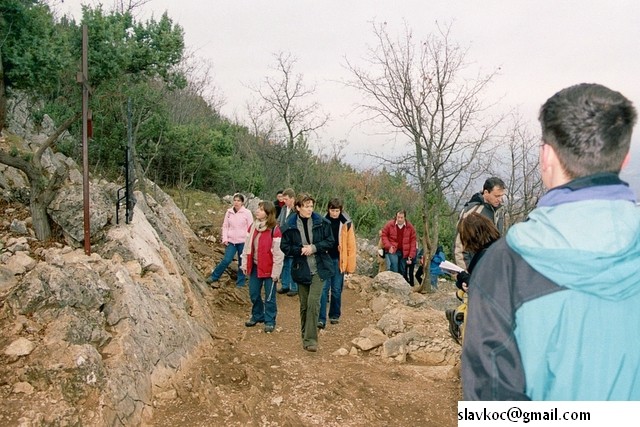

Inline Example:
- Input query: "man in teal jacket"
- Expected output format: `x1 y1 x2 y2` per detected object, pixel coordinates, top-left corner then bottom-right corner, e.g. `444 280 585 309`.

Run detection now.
462 83 640 400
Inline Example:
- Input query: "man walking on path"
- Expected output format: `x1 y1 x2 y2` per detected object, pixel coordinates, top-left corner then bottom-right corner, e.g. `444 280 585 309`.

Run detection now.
277 188 298 296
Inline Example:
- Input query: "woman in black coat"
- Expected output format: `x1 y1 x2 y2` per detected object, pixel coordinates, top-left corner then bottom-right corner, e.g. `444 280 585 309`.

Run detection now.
280 193 335 352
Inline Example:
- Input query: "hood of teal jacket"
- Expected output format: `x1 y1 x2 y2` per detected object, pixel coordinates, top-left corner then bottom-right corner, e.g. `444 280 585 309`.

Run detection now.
507 199 640 301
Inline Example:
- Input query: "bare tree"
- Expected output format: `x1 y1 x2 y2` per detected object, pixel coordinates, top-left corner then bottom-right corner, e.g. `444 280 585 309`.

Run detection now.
245 99 276 144
111 0 153 14
250 52 329 185
163 53 226 126
346 22 501 292
501 114 544 226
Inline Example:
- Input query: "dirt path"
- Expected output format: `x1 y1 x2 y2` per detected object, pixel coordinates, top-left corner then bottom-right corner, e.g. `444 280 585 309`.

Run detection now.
149 276 462 426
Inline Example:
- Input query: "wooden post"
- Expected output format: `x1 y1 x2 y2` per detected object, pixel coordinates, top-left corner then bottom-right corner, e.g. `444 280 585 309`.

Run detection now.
81 25 91 255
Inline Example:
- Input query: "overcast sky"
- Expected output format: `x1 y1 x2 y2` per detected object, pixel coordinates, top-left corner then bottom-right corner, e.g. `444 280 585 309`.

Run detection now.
56 0 640 194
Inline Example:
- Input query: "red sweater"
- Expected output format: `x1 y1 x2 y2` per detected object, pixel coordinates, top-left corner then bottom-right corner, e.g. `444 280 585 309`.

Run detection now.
381 220 417 259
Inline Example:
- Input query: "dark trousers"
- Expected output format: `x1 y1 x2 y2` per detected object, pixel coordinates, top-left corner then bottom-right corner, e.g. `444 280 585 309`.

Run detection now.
297 274 323 348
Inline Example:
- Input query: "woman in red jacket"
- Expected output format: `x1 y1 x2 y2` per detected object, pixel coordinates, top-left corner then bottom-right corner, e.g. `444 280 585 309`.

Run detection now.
241 201 284 333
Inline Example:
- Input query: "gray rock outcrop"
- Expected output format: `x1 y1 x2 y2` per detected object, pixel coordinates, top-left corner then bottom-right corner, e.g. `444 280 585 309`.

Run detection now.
1 149 217 426
342 272 460 366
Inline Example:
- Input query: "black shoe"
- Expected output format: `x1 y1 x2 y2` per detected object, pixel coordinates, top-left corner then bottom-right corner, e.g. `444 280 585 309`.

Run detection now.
245 319 262 327
329 318 340 325
317 322 325 330
445 309 461 345
277 288 289 294
286 291 298 297
264 324 275 333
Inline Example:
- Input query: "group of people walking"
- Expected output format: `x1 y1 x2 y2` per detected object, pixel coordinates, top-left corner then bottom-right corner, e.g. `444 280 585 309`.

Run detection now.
206 189 356 352
203 82 640 402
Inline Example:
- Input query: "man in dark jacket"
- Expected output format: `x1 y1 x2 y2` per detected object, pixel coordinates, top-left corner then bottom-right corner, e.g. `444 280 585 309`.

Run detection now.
453 177 505 269
276 188 298 296
280 193 335 352
273 190 284 219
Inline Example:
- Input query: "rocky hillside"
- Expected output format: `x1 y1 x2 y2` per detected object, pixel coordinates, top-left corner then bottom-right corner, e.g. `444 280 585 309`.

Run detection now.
1 126 462 426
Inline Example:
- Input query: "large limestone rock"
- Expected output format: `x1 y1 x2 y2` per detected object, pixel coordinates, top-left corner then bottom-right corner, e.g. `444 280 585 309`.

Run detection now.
1 182 217 426
47 180 115 247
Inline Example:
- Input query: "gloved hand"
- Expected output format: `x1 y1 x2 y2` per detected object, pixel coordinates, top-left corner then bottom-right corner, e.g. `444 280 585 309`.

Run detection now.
456 271 470 291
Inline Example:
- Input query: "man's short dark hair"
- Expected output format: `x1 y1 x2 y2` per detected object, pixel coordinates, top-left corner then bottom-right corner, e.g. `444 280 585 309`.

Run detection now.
539 83 637 179
328 198 343 211
282 188 295 198
483 177 505 193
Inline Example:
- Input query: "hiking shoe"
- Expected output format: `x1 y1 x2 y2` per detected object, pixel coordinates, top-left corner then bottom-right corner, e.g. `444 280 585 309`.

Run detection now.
264 324 275 333
304 345 317 352
317 322 325 330
245 319 262 327
277 288 289 294
286 291 298 297
329 318 340 325
445 309 461 345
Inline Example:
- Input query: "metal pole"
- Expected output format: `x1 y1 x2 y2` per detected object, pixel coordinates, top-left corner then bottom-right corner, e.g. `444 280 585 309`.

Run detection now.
82 25 91 255
126 98 132 223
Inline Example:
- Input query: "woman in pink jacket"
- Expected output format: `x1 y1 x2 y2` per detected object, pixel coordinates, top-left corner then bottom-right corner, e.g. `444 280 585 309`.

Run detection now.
241 201 284 333
206 193 254 287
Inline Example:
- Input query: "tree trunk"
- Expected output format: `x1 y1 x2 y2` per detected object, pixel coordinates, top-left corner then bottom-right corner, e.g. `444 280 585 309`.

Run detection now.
29 165 67 241
0 50 6 131
31 195 52 241
0 113 79 241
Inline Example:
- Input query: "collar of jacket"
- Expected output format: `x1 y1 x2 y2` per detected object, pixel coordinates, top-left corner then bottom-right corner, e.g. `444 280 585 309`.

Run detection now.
287 211 325 227
325 211 352 225
557 172 627 191
539 172 636 207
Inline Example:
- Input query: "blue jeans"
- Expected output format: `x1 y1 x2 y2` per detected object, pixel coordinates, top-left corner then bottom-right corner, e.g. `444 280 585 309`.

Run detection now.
210 243 246 286
280 257 298 292
319 258 343 325
385 251 406 277
248 265 277 326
